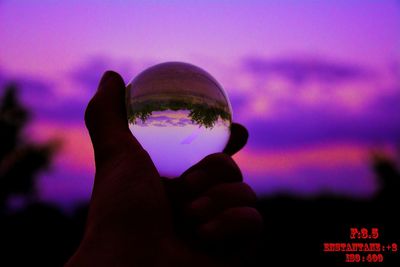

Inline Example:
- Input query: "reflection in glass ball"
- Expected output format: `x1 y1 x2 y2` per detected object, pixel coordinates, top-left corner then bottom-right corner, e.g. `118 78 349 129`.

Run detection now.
126 62 232 178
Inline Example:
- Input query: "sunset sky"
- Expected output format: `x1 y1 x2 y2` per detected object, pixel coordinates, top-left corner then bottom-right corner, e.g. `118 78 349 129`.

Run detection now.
1 0 399 207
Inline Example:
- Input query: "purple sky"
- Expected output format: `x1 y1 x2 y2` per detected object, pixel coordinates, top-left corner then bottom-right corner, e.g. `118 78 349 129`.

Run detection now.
0 0 399 208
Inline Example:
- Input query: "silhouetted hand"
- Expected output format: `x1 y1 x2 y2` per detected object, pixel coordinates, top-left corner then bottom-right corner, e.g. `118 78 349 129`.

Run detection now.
65 71 263 267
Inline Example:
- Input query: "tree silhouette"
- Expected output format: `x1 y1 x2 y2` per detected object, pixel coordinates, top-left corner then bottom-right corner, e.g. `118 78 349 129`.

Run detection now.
0 83 57 210
128 98 231 128
371 150 400 203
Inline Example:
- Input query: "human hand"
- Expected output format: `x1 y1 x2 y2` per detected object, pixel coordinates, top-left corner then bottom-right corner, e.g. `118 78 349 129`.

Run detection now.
65 71 263 267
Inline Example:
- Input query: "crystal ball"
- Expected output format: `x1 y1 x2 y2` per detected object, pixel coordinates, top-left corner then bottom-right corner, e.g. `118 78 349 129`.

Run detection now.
126 62 232 178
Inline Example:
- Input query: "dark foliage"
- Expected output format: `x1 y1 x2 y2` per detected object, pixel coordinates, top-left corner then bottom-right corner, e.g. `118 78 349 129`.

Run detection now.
0 84 57 208
128 98 231 128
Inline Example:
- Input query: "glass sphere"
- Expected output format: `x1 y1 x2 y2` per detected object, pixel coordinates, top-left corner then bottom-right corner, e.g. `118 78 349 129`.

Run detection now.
126 62 232 178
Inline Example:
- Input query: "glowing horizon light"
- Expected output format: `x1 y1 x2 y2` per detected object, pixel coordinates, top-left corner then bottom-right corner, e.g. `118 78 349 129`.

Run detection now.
126 62 232 178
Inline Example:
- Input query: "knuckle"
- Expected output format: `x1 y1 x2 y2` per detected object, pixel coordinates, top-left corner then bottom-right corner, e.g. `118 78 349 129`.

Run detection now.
240 183 258 203
204 152 232 165
207 182 257 206
202 153 242 181
236 207 263 225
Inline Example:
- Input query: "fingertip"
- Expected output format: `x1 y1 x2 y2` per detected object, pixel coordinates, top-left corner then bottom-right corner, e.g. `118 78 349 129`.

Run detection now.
206 182 258 208
85 70 126 133
223 123 249 156
84 70 140 165
98 70 125 92
187 196 212 219
232 123 249 139
180 153 243 196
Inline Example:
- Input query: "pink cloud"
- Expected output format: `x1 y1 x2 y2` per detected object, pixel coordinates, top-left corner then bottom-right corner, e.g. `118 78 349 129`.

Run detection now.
234 143 397 175
29 121 93 172
233 143 398 197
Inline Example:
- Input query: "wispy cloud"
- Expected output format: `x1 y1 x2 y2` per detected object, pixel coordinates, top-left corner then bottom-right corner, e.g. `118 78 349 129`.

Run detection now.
2 53 399 201
243 56 373 84
226 56 399 123
69 56 140 96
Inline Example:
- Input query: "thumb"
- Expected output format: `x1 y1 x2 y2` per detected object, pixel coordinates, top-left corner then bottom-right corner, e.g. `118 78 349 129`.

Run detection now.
84 71 148 169
70 72 171 267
